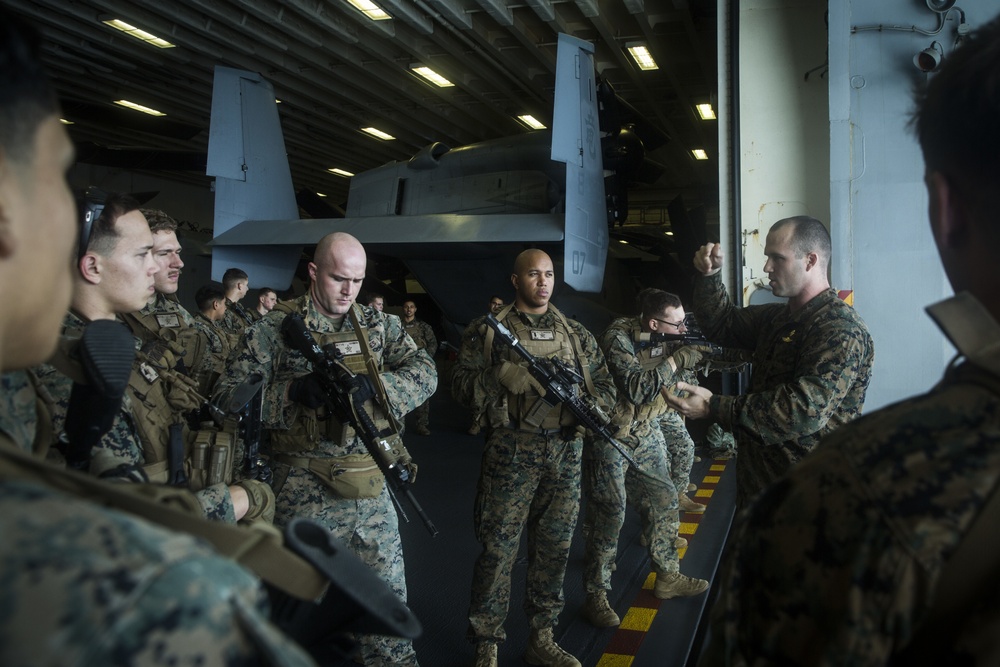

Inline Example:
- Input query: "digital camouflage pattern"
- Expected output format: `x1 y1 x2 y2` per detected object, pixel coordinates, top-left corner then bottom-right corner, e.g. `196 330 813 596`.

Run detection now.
214 294 436 666
699 294 1000 666
121 292 213 386
0 371 38 453
583 316 685 593
221 298 255 338
453 307 615 643
192 312 233 394
32 311 237 523
0 381 316 667
404 318 437 431
694 273 874 506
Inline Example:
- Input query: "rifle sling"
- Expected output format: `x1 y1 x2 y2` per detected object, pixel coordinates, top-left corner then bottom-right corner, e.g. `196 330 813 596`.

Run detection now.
0 443 329 602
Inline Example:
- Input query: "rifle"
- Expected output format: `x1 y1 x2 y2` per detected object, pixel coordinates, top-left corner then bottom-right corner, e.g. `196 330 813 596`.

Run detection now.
280 313 438 537
484 313 643 472
57 320 135 471
219 373 273 485
636 331 724 355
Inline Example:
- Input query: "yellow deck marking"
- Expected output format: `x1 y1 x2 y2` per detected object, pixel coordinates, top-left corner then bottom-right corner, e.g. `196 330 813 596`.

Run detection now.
620 606 657 631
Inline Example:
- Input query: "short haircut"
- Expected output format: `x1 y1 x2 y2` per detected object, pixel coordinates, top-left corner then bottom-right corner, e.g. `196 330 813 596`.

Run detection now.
140 208 178 234
86 193 142 257
367 292 384 303
257 287 276 299
638 288 682 319
912 15 1000 231
771 216 831 266
222 268 249 290
195 284 226 312
0 8 59 164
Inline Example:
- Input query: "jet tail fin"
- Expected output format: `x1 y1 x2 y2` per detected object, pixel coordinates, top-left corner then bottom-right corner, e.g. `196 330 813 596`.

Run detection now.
207 66 302 288
551 34 607 293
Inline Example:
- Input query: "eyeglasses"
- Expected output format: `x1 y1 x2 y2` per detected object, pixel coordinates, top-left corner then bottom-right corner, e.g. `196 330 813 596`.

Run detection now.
76 189 105 261
651 316 687 330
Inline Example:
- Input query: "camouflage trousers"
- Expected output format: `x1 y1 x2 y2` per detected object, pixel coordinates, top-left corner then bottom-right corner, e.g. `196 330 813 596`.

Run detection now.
468 428 583 643
582 424 680 593
659 410 695 493
274 465 418 667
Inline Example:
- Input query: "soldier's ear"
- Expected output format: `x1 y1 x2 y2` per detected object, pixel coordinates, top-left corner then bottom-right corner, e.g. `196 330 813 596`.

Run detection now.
927 170 968 250
78 252 101 285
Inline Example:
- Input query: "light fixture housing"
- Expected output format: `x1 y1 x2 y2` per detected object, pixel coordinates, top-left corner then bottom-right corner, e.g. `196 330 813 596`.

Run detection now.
626 43 658 71
114 99 166 116
695 103 716 120
691 149 708 161
102 19 175 48
327 168 355 177
360 127 395 141
346 0 391 20
914 41 944 72
411 65 454 87
516 114 546 130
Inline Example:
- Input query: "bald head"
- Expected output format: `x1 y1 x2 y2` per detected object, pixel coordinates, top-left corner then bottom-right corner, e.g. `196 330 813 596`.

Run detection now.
511 249 554 314
309 232 367 319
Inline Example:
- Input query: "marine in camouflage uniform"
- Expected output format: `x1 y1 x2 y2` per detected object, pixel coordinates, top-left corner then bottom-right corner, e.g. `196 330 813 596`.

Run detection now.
214 233 436 667
670 218 874 507
698 18 1000 664
0 12 313 663
402 300 438 435
193 310 233 392
32 311 239 523
452 250 615 667
699 294 1000 665
582 296 709 627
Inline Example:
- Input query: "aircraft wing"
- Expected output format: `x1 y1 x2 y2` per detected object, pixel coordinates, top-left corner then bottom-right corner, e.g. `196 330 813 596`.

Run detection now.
211 213 564 248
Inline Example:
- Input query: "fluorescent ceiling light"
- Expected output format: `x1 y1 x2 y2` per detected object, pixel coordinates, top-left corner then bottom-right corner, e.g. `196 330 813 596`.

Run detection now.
59 118 74 125
411 65 454 87
691 148 709 160
695 103 716 120
275 98 282 104
346 0 391 20
102 19 175 48
361 127 395 141
327 168 355 177
626 43 658 71
516 114 546 130
114 99 166 116
316 192 327 197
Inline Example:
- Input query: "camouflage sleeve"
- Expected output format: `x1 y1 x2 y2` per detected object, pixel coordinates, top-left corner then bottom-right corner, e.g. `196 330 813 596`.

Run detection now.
450 317 501 411
0 480 316 667
713 318 872 443
194 483 237 524
600 325 680 405
693 273 774 349
571 320 617 410
378 313 438 420
213 319 291 429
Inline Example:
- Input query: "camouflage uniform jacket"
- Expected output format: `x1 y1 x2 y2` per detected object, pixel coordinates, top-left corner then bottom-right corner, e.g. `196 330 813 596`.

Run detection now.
31 311 236 522
213 294 437 456
452 305 616 426
600 316 685 442
221 298 255 338
121 292 212 381
699 292 1000 665
192 313 232 389
693 273 874 505
404 318 437 357
0 379 315 666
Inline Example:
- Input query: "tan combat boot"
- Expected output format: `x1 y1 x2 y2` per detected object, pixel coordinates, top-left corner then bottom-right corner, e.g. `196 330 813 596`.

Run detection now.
653 571 710 600
675 536 688 549
582 590 620 627
524 627 581 667
473 641 498 667
678 493 706 513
